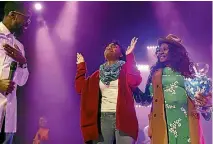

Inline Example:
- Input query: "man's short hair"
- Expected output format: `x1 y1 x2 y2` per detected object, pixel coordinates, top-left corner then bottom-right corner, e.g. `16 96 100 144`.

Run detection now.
4 1 30 16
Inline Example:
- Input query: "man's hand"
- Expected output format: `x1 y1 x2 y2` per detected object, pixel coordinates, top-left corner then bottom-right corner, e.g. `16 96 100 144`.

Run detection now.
3 44 27 64
0 79 15 94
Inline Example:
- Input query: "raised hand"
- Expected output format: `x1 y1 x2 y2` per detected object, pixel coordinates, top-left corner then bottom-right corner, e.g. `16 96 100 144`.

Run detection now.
76 53 85 64
126 37 138 55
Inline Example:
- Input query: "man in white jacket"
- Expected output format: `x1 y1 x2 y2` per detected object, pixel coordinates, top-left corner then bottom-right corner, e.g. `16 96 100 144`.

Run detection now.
0 2 30 144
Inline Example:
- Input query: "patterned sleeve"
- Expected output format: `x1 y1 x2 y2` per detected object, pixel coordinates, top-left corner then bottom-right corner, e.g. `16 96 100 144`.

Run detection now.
184 78 212 121
201 110 212 121
132 83 153 106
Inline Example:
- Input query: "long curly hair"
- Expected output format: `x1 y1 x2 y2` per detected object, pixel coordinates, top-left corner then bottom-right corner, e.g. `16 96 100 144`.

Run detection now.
144 43 194 96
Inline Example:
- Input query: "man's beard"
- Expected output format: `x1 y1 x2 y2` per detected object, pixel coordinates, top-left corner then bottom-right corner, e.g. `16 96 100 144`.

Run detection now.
12 23 25 37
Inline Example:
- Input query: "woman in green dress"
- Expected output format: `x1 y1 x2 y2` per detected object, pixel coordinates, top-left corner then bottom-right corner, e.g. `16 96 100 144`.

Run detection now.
143 34 211 144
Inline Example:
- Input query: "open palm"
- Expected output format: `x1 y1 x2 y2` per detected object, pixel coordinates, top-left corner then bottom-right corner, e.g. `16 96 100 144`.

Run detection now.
126 37 138 55
76 53 85 64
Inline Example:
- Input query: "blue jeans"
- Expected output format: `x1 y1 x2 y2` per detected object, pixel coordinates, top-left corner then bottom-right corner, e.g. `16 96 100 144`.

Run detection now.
3 133 14 144
92 112 134 144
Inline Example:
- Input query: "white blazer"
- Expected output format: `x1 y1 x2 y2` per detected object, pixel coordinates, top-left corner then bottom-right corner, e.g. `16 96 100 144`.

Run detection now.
0 22 29 133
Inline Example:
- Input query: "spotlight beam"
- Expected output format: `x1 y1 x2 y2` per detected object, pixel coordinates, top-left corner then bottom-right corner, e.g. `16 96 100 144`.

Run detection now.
34 3 42 11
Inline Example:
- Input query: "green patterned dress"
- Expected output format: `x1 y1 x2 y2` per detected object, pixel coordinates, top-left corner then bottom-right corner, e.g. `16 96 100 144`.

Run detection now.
149 67 191 144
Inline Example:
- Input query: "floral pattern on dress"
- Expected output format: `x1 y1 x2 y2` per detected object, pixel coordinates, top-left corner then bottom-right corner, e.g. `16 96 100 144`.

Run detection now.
169 118 182 138
149 67 191 144
180 107 188 117
165 101 176 109
164 81 179 95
